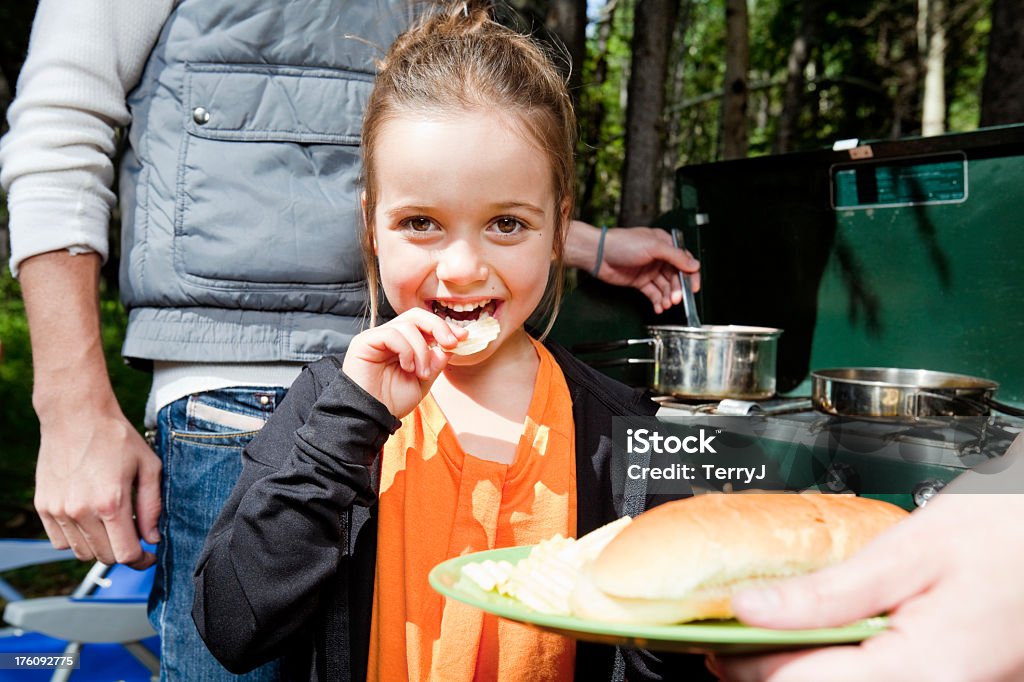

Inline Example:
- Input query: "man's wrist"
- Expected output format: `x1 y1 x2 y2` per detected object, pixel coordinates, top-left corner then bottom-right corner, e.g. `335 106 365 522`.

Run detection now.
590 225 609 277
32 367 121 424
564 220 600 270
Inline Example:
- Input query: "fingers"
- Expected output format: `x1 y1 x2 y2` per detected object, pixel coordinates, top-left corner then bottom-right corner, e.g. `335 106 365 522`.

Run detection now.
640 281 668 314
640 264 688 314
75 509 118 564
344 308 471 416
714 636 914 682
360 308 465 375
105 455 162 567
732 519 937 630
135 452 163 546
36 503 72 552
708 650 807 682
421 345 453 385
35 429 163 566
396 310 465 375
100 504 152 568
651 269 676 311
688 267 701 293
650 227 702 294
36 489 98 562
647 228 701 275
61 487 133 566
392 321 434 378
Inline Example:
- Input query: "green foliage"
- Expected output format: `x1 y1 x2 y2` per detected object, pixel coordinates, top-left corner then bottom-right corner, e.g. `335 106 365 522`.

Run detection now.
0 266 150 538
578 0 636 226
580 0 994 219
676 0 727 163
0 270 38 529
947 1 991 132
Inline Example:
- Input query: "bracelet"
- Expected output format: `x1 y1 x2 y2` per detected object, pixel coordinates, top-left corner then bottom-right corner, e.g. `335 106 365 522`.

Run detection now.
590 225 608 277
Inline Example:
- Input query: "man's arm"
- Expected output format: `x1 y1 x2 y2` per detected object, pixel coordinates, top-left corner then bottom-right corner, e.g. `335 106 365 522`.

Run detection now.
3 0 174 567
21 251 161 568
1 0 174 275
713 435 1024 682
564 220 701 315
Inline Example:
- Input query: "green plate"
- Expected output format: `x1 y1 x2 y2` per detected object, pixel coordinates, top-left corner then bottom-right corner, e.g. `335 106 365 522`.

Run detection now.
429 546 888 655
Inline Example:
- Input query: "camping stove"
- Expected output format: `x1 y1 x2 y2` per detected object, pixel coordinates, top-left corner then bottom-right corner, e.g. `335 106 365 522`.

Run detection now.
652 396 1024 510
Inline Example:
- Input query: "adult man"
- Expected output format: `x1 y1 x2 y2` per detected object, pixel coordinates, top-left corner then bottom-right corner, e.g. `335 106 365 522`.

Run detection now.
1 1 700 679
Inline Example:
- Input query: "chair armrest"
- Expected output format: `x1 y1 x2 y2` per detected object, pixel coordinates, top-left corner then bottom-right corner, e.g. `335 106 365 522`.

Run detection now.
0 540 76 572
0 540 78 602
4 597 156 643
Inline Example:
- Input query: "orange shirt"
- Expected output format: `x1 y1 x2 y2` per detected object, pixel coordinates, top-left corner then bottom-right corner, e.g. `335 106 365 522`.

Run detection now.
368 339 577 682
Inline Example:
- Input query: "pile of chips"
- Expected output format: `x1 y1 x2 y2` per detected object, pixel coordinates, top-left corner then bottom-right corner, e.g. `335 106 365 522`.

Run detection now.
460 516 632 615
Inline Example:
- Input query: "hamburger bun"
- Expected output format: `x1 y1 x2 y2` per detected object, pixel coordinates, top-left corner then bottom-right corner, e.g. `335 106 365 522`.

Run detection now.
570 493 908 624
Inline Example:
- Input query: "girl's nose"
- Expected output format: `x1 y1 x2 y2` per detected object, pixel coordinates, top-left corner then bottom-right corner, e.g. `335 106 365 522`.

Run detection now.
435 239 488 285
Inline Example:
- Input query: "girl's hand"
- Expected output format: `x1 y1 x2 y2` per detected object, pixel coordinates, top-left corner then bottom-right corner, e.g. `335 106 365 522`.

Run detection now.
342 309 467 418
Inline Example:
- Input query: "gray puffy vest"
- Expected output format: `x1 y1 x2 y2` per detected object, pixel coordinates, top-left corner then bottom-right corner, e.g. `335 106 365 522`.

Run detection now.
119 0 415 364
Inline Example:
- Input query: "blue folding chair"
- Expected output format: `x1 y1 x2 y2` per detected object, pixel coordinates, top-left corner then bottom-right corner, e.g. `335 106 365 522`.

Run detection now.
0 540 160 682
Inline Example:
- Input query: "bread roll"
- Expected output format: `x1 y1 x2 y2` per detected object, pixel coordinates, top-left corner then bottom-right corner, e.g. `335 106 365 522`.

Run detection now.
570 493 908 624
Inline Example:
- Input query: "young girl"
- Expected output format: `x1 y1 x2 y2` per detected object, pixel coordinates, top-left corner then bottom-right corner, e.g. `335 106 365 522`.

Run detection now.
193 4 704 681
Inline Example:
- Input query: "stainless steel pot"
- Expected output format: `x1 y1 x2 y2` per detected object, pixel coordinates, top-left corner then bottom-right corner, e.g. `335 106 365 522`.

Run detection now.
575 324 783 400
811 367 1024 418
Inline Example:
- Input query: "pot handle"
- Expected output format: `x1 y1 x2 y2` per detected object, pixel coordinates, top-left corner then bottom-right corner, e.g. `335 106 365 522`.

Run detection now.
571 338 655 354
587 358 656 368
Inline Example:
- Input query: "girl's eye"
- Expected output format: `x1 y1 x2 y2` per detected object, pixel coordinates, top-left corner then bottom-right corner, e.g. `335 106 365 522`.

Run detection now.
401 217 437 233
491 217 525 235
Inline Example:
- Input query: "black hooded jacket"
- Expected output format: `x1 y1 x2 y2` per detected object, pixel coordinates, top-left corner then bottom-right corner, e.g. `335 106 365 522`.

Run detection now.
192 341 711 681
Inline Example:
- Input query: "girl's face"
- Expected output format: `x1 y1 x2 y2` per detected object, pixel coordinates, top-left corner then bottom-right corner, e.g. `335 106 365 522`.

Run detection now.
370 110 566 365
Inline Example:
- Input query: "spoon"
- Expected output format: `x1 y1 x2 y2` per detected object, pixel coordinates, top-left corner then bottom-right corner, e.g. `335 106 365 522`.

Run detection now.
671 228 702 328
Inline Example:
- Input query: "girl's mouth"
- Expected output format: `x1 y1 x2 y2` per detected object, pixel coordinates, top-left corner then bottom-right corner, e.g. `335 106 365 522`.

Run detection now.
431 299 498 328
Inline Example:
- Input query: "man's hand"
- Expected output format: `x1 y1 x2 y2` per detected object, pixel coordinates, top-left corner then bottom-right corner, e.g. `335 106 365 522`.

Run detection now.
711 482 1024 681
35 398 161 569
21 251 160 569
564 221 701 314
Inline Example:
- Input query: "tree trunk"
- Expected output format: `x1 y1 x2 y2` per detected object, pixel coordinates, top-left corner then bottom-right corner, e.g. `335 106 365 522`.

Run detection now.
547 0 587 102
506 0 586 105
620 0 682 226
721 0 749 160
661 1 693 210
980 0 1024 126
774 0 822 154
920 0 947 136
579 0 619 223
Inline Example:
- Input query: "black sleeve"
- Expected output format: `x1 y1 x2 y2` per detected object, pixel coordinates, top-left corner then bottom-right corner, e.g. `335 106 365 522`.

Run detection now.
191 362 400 674
623 648 717 682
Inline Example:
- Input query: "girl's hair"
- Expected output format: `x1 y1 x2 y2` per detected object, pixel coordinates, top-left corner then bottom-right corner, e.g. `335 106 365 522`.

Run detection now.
360 0 577 339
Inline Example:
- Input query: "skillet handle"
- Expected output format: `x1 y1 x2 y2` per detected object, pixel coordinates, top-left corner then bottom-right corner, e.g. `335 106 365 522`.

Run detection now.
914 391 988 417
985 397 1024 418
915 391 1024 418
571 338 654 354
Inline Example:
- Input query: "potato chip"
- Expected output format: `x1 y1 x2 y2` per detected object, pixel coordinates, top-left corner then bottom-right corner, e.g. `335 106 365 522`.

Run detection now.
450 316 501 356
459 517 632 615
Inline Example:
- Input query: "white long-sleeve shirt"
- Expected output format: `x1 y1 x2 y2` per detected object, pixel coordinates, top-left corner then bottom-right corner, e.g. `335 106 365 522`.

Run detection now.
1 0 303 425
0 0 174 276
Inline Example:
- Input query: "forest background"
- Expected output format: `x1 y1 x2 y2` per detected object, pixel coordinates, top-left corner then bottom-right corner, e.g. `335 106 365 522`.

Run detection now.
1 0 1023 593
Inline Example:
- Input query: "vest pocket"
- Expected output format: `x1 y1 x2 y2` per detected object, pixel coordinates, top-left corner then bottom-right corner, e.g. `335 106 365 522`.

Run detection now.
176 63 375 292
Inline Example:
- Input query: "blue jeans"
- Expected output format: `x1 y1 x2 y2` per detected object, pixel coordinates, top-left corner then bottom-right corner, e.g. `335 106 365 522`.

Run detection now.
150 387 288 681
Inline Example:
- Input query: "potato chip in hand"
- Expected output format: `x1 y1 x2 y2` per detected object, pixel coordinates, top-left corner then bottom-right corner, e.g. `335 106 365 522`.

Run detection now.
450 316 501 356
